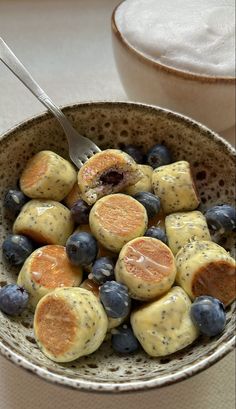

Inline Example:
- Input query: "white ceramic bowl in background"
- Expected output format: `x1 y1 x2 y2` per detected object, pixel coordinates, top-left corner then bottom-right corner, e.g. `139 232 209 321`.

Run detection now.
111 2 236 133
0 101 235 392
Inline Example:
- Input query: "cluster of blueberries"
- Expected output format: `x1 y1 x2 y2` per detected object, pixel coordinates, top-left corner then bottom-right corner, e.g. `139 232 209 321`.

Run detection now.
1 144 236 353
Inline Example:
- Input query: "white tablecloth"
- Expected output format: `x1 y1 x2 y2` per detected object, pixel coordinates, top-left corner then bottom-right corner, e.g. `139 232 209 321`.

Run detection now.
0 1 235 408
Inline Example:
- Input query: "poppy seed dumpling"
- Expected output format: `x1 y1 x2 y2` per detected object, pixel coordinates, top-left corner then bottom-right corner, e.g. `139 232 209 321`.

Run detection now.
17 245 83 309
78 149 142 205
131 286 199 357
176 240 236 306
115 236 176 300
152 161 200 214
20 150 77 201
13 200 74 246
165 210 211 255
89 193 148 252
34 287 108 362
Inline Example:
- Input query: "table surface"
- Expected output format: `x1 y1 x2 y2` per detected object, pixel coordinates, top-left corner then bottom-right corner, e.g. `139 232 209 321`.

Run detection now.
0 1 235 408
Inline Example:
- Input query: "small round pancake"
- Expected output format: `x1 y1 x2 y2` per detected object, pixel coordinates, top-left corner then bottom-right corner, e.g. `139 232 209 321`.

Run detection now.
124 165 153 195
131 286 199 357
176 240 236 306
34 287 108 362
17 245 83 309
89 194 148 252
64 182 82 208
115 236 176 300
13 200 74 245
78 149 142 205
152 160 200 214
20 150 77 201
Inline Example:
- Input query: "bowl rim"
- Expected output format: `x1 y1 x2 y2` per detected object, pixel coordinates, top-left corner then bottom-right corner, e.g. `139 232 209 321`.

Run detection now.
111 1 236 84
0 100 235 393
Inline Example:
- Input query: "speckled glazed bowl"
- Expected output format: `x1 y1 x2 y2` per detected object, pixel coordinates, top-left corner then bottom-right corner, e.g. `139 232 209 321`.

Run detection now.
0 102 235 393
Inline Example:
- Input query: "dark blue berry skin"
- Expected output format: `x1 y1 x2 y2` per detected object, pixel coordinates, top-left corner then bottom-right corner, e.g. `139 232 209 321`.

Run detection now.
111 325 139 354
123 145 145 164
147 144 172 169
205 205 236 233
134 192 161 218
92 257 115 285
4 189 28 214
70 199 91 225
66 232 98 267
99 281 131 318
190 296 226 337
0 284 29 316
2 235 34 266
144 227 168 244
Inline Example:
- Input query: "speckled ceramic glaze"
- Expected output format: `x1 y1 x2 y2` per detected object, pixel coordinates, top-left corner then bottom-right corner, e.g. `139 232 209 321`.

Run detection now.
0 102 235 393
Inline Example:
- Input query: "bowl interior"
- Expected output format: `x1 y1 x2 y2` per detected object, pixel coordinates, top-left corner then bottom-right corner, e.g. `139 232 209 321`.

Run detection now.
0 102 235 392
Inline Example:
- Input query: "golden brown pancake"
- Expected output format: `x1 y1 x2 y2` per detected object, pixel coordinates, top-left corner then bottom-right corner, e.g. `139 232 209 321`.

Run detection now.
20 150 77 201
13 200 74 246
21 152 48 190
176 240 236 306
192 260 236 306
35 296 77 357
115 236 176 300
34 288 108 362
78 149 142 205
89 193 148 252
17 245 83 309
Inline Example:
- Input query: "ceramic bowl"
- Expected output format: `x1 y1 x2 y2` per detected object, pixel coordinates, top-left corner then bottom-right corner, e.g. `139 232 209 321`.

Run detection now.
0 102 235 393
111 2 236 133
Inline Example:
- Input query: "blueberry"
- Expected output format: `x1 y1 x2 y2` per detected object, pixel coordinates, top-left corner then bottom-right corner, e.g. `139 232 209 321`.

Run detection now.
0 284 29 316
4 189 28 214
190 296 226 337
123 145 145 164
2 234 34 266
147 144 172 169
92 257 115 284
99 281 131 318
134 192 161 218
70 199 91 225
111 325 139 354
144 227 168 244
66 232 98 267
205 204 236 233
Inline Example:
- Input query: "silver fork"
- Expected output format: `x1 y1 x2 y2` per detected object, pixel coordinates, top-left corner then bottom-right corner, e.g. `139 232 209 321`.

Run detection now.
0 37 101 168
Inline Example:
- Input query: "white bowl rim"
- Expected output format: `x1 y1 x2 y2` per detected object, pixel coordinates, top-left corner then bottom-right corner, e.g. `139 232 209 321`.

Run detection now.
0 100 235 393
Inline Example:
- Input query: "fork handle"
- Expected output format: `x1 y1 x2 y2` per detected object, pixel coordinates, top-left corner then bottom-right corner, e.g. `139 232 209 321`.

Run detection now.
0 37 74 133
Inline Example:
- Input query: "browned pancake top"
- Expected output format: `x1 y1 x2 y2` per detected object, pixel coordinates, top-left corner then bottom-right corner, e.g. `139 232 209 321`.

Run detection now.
35 296 77 356
30 245 81 289
192 260 236 306
20 152 48 189
79 151 128 183
123 238 174 282
95 195 145 236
